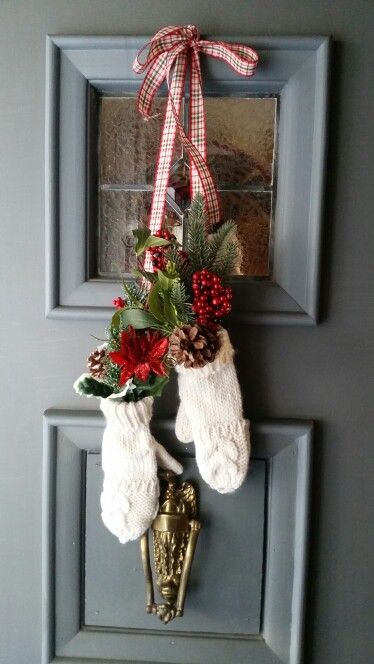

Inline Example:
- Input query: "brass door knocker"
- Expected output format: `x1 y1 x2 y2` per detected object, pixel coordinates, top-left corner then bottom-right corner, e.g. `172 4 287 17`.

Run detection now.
140 470 201 623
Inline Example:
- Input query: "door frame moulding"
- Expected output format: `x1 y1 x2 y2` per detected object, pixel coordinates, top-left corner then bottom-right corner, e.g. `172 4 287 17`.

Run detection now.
42 410 313 663
45 35 330 325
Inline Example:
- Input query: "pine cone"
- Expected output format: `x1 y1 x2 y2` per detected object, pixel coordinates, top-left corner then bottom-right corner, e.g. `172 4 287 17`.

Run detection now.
169 325 219 369
87 346 107 378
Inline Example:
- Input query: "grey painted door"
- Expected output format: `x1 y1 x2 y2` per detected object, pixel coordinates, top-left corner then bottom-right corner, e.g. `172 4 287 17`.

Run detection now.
0 2 373 664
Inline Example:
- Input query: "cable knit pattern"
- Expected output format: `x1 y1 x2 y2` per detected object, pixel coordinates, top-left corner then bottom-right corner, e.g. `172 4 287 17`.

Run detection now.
175 329 250 493
100 397 182 544
175 402 193 443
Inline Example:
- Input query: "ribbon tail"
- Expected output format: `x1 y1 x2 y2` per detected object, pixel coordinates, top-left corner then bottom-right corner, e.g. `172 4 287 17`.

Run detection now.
173 119 221 227
189 48 207 200
166 54 220 227
144 51 188 271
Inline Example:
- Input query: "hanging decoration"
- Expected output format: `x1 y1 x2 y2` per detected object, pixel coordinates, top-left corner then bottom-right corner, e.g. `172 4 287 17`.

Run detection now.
74 25 258 612
133 25 258 270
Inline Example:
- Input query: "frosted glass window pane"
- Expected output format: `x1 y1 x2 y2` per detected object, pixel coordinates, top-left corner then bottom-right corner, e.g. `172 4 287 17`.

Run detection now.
205 98 276 187
220 192 272 277
98 190 181 276
96 94 277 279
99 97 182 185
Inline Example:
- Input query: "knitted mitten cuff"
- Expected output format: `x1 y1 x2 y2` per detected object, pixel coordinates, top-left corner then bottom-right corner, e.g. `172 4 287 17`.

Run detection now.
100 396 153 430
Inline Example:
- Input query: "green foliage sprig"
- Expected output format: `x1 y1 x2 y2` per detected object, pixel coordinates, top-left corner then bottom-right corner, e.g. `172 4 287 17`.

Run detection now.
170 280 195 324
186 194 238 282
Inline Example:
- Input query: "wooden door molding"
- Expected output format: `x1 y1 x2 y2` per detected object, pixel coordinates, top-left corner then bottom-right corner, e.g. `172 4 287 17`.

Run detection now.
45 35 329 325
42 410 312 663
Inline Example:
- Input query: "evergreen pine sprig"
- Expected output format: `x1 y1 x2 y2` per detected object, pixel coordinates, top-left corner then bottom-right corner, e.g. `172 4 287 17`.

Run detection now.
186 194 209 271
211 238 238 281
170 280 195 324
186 193 239 281
112 262 149 307
105 359 121 392
207 220 236 265
121 280 148 307
164 243 193 289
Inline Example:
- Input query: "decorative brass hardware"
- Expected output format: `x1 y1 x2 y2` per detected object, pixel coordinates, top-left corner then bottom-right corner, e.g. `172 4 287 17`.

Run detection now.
140 470 201 623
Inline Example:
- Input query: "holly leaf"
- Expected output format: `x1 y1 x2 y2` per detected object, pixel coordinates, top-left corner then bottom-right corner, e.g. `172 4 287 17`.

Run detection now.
120 307 162 330
133 373 169 398
163 294 179 327
132 228 171 256
142 236 171 253
147 283 164 321
110 310 121 335
132 227 150 255
157 270 176 291
146 374 169 398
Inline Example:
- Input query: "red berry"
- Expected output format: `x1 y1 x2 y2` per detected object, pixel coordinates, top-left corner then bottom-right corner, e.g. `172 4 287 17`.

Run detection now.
191 268 233 325
113 296 125 309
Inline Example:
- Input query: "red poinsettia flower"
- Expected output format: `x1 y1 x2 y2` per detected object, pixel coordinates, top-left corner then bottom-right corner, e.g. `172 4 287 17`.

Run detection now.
109 326 169 386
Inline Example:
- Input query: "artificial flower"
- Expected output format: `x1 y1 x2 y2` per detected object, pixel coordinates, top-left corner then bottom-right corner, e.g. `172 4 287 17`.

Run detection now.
109 326 168 385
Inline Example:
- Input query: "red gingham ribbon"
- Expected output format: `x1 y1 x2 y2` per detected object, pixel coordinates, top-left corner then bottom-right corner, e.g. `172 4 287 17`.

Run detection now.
133 26 258 269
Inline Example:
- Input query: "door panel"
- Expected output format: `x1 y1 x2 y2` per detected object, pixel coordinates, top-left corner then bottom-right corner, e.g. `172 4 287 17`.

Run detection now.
85 455 265 634
43 411 312 663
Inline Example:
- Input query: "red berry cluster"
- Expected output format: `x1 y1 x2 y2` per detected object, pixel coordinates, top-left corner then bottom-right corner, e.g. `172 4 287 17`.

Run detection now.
113 296 125 309
148 229 176 271
192 269 233 325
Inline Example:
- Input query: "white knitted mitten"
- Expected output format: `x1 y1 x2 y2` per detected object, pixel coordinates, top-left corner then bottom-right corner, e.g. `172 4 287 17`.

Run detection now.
100 396 182 544
175 329 250 493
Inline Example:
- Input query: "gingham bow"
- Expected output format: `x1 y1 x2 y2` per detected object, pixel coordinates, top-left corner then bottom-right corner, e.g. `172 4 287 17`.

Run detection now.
133 25 258 268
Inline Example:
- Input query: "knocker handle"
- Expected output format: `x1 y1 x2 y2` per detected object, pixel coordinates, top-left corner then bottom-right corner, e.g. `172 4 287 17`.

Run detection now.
140 472 201 623
140 531 154 612
175 519 201 617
